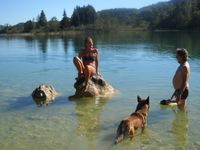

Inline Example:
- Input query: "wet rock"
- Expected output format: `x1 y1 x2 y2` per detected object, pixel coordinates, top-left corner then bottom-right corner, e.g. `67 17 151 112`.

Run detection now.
32 84 58 106
69 75 114 99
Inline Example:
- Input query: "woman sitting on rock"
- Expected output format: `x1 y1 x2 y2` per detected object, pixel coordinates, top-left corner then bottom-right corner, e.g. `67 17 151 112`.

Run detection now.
73 36 99 91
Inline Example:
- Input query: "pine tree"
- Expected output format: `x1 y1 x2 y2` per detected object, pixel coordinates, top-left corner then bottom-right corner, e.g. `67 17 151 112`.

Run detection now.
60 10 70 29
37 10 47 29
71 6 81 26
71 5 97 27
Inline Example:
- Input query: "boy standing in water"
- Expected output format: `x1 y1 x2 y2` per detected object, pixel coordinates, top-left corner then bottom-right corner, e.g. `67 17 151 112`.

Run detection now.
172 48 190 111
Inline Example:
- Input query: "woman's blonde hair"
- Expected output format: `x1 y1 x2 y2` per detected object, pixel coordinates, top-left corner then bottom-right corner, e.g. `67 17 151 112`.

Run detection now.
84 36 93 48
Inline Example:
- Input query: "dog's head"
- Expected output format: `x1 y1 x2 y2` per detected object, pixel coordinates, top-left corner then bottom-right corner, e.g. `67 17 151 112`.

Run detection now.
135 96 150 112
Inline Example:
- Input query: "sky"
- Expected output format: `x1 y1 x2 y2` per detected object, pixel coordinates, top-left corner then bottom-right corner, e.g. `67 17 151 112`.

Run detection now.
0 0 168 25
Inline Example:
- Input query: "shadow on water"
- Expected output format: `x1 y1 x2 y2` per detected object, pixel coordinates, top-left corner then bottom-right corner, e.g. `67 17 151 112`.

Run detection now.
5 95 71 112
72 97 111 140
5 96 34 112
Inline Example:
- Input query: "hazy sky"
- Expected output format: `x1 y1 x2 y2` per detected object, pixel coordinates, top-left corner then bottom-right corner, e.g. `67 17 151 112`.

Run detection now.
0 0 168 25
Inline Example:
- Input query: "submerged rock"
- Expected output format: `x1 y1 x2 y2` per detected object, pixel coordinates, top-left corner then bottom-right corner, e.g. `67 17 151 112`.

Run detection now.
32 84 58 106
69 75 114 99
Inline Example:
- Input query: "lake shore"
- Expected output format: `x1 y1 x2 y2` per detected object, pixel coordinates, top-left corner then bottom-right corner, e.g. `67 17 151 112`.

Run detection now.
0 26 149 37
1 28 199 38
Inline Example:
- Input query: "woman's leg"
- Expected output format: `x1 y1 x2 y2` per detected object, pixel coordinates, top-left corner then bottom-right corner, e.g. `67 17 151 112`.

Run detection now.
73 56 85 78
83 65 96 91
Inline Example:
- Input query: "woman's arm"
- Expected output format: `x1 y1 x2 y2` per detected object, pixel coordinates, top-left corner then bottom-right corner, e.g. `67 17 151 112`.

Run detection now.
78 51 82 58
95 49 99 74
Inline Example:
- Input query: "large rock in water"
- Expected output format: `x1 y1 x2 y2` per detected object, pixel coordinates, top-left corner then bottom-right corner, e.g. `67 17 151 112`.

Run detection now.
69 75 115 99
32 84 58 106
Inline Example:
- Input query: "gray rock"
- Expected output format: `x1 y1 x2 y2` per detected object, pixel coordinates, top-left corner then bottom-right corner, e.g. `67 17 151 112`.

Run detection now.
69 75 114 99
32 84 58 106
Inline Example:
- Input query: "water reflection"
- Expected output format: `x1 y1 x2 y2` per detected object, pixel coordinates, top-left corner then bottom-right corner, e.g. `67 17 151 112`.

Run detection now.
149 32 200 58
49 37 59 51
72 36 85 53
95 31 200 59
24 36 34 43
73 97 110 140
15 31 200 60
171 111 188 150
36 36 48 53
62 37 69 52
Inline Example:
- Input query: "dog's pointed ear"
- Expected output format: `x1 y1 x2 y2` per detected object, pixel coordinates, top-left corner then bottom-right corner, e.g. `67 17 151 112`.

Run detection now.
137 95 141 102
146 96 149 104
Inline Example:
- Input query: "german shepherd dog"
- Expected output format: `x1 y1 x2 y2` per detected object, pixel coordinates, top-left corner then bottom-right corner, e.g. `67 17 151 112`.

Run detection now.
115 96 150 144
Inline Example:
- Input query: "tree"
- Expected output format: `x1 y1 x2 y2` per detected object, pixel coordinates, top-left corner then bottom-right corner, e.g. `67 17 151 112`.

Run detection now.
37 10 47 29
188 0 200 30
82 5 97 25
71 5 97 27
48 17 59 32
71 6 81 26
23 20 35 32
173 0 192 29
60 10 70 29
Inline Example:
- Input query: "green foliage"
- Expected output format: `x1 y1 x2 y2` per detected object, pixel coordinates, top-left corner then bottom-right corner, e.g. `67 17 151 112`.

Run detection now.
71 5 97 26
60 10 70 29
136 0 200 30
1 0 200 34
188 0 200 30
171 0 192 29
48 17 59 32
71 7 80 26
24 20 35 32
99 8 138 26
37 10 47 29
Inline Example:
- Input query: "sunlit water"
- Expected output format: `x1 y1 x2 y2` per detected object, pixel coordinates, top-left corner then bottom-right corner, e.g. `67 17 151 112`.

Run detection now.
0 32 200 150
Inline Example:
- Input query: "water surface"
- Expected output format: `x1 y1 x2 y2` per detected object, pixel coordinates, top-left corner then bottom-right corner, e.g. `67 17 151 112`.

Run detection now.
0 32 200 150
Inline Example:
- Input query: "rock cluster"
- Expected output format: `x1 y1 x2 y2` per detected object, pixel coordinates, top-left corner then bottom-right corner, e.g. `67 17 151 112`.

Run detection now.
32 84 58 106
69 75 114 99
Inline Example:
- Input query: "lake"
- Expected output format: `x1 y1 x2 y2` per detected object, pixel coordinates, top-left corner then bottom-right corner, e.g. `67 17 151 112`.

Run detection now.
0 31 200 150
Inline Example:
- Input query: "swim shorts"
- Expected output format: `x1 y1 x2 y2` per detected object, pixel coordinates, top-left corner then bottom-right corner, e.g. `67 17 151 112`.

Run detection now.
174 88 189 100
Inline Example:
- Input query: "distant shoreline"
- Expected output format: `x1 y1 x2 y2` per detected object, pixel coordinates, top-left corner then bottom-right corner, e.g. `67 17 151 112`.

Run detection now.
0 30 86 37
0 28 199 37
0 29 141 37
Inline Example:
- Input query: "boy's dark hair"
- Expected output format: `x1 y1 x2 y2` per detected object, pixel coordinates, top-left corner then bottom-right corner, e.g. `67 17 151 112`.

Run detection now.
176 48 188 61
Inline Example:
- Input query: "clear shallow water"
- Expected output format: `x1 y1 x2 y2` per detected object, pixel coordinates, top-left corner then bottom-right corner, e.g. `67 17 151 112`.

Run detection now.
0 32 200 150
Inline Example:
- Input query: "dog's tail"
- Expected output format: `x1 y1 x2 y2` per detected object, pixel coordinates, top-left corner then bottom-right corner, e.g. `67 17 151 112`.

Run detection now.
115 120 127 144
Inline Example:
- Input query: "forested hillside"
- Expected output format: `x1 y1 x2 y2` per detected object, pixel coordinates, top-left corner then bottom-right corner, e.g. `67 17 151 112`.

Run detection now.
98 0 200 30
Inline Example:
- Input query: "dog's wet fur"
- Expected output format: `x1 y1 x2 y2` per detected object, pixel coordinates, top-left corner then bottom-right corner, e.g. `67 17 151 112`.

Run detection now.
115 96 150 144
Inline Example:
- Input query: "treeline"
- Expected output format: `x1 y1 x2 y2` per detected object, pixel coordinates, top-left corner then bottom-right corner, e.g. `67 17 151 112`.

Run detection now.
98 0 200 30
0 5 98 34
138 0 200 30
1 0 200 34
